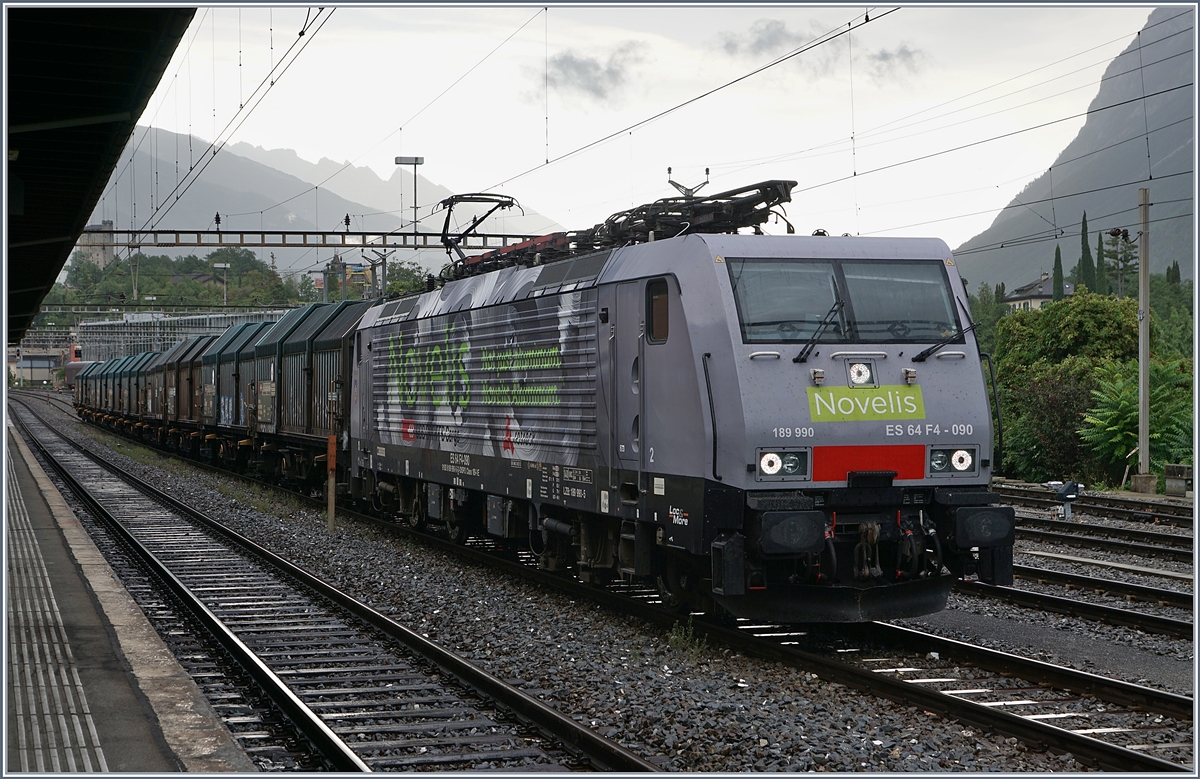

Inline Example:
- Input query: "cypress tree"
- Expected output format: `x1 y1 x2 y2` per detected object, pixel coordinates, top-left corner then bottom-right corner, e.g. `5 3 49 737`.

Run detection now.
1078 212 1095 291
1094 231 1109 295
1052 246 1065 301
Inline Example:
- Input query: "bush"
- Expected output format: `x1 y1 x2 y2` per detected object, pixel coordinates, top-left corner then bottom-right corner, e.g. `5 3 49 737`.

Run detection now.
994 293 1139 482
1000 356 1100 482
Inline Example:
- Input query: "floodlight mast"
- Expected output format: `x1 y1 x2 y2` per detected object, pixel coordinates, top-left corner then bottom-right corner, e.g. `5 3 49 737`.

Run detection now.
395 156 424 238
213 263 230 305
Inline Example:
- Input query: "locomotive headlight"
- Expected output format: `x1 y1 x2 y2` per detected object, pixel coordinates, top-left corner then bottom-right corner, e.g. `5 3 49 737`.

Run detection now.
930 447 976 475
781 453 802 475
848 362 872 385
760 452 783 475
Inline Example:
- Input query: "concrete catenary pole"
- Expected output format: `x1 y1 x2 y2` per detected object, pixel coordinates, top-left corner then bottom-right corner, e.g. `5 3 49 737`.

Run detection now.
1137 188 1150 477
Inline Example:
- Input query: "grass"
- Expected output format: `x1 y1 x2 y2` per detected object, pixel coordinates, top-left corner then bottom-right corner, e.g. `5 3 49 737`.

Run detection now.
214 480 281 516
74 420 306 520
76 425 190 475
666 616 707 663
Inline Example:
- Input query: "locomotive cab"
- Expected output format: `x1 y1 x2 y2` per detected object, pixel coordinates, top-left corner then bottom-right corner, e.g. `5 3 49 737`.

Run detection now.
651 234 1015 621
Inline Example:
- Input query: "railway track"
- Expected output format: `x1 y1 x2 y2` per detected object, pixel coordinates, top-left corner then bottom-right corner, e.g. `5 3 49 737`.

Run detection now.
955 580 1192 639
1015 517 1192 564
995 483 1194 528
9 399 658 772
26 397 1195 771
411 532 1197 771
1013 564 1192 609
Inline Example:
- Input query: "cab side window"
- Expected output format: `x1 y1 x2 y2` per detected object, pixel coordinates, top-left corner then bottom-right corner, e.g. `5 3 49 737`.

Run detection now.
647 279 669 343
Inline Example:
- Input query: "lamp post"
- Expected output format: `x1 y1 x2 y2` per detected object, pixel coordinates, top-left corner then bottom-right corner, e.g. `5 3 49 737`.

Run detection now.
395 156 424 238
213 263 230 305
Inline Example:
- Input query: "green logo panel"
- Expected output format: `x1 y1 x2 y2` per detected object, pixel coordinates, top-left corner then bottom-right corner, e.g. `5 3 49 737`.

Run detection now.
807 385 926 422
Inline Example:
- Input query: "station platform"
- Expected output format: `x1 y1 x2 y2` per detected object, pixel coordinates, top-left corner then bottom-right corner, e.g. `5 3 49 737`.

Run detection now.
5 423 254 772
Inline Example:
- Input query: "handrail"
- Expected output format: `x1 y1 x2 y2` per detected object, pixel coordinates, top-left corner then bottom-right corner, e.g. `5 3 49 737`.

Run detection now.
702 352 721 481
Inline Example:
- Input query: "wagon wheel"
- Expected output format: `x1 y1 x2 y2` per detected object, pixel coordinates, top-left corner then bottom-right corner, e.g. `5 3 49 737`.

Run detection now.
405 490 428 532
444 493 471 545
446 507 469 545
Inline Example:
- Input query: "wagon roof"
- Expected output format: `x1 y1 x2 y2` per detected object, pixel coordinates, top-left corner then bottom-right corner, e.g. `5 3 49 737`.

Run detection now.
96 356 128 378
168 335 215 369
118 351 159 377
223 321 274 363
282 301 348 355
201 322 256 365
253 303 328 359
313 300 372 352
151 337 199 371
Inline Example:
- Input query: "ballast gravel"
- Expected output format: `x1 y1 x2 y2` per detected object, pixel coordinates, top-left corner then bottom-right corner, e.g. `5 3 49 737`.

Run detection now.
32 404 1192 771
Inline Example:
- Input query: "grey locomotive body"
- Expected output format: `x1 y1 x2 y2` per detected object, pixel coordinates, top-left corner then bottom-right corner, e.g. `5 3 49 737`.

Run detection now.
75 180 1014 623
349 232 1015 622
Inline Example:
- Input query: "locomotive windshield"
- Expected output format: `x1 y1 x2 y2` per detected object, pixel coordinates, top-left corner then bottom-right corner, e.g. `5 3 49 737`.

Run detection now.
726 258 961 344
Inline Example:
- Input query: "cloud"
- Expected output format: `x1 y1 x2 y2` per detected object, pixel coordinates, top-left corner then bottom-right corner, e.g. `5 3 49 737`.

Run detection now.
721 19 813 57
864 44 925 82
547 41 647 101
719 18 843 78
720 21 926 85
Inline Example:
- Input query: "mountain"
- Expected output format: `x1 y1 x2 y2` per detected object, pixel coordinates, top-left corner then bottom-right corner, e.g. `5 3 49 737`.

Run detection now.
953 7 1193 291
225 142 453 218
87 128 562 276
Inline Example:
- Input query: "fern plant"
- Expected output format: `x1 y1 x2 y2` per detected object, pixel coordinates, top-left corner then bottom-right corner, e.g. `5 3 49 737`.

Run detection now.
1079 359 1192 474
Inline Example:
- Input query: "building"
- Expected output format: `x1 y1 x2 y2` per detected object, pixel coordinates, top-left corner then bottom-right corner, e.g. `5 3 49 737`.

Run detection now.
1002 272 1074 311
76 220 115 268
7 345 64 387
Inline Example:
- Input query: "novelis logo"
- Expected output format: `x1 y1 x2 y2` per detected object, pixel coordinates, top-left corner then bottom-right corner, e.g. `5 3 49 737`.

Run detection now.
807 385 926 422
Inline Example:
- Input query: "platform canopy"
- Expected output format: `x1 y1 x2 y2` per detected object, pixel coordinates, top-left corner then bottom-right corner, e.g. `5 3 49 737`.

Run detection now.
6 7 196 344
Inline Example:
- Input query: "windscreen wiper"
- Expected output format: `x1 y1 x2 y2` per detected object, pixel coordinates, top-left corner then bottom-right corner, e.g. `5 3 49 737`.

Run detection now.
792 299 845 363
910 320 979 362
912 296 977 362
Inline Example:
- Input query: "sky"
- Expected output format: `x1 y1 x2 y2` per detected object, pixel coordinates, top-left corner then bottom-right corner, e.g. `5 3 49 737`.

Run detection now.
134 3 1167 250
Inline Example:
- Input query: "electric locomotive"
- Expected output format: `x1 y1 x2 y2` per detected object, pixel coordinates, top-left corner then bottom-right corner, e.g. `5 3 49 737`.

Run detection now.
349 181 1014 622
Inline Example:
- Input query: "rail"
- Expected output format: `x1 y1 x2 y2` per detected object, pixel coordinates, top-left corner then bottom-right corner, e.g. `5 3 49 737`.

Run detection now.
44 396 1196 771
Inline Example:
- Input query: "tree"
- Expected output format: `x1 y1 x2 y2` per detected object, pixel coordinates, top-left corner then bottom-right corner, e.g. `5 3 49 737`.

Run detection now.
1149 271 1194 359
65 249 104 290
967 281 1008 355
1166 260 1181 285
205 247 271 285
1077 212 1095 292
296 275 319 303
1093 231 1109 295
1052 246 1065 301
386 260 429 297
1104 230 1138 298
176 253 206 274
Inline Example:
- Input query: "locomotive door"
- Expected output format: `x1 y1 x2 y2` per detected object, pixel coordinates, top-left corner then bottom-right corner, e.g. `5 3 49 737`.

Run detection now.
613 282 644 468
